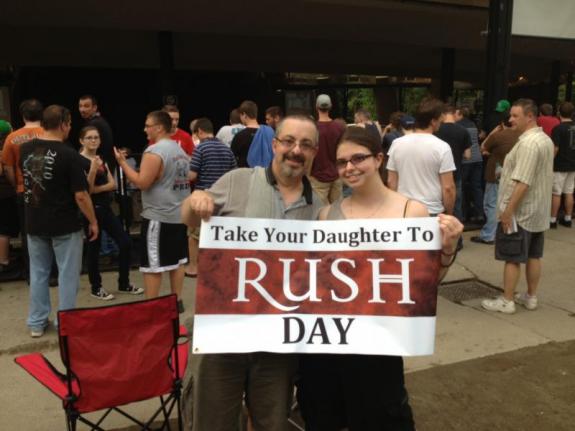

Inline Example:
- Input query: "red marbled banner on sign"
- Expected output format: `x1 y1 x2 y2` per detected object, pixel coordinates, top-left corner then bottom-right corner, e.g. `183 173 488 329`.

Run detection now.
196 249 440 317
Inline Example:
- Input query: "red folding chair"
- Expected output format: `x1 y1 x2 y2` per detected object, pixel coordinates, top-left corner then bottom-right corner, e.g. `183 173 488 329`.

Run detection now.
15 294 189 431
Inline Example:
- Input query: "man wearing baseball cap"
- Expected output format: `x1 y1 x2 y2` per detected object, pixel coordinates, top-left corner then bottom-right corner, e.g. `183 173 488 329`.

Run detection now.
309 94 345 204
484 99 511 135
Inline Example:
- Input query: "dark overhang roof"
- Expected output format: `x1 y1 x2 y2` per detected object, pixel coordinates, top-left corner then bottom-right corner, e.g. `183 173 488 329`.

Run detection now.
2 0 573 83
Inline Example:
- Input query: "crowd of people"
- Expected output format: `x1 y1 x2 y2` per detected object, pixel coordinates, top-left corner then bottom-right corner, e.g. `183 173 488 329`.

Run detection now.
0 88 571 429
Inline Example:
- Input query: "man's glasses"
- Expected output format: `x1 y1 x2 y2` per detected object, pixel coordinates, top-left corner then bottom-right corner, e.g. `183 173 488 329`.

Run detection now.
275 137 317 152
335 153 374 170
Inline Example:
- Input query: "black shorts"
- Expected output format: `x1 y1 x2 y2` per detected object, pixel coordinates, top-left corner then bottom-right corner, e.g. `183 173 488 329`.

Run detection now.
0 196 20 237
140 218 188 273
495 223 544 264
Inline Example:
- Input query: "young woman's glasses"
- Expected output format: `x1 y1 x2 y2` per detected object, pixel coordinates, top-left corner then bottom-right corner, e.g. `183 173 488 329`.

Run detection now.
335 153 374 170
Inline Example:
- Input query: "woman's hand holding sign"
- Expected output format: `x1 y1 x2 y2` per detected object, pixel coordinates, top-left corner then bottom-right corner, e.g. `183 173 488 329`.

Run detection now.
437 214 463 269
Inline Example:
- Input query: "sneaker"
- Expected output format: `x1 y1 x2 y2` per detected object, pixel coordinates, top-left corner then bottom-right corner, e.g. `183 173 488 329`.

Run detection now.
29 322 49 338
550 221 558 229
30 327 45 338
481 296 516 314
118 284 144 295
91 288 115 301
559 219 572 228
514 292 538 310
178 300 185 314
470 236 494 245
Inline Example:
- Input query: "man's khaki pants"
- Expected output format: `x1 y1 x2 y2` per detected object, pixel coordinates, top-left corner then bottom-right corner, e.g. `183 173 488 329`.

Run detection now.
188 352 297 431
308 177 343 205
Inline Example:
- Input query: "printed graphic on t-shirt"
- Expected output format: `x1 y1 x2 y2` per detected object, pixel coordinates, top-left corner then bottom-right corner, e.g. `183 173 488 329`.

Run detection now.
173 155 191 192
22 148 58 206
11 133 39 146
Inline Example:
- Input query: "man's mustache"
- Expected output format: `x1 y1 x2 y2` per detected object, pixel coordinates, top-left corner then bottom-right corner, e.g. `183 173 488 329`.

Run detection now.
284 153 306 164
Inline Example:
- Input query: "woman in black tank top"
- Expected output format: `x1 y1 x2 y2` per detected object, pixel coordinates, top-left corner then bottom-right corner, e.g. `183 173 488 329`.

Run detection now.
79 126 142 300
297 127 462 431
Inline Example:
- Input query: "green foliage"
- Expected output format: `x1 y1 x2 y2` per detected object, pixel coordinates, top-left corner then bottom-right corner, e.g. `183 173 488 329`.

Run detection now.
558 84 566 103
401 87 430 115
347 88 376 122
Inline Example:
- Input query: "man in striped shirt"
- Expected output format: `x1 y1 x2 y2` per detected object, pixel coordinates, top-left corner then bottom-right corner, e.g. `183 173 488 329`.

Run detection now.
185 117 237 276
482 99 554 314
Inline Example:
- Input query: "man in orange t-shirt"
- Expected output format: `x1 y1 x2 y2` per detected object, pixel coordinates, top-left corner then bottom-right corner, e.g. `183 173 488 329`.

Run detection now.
2 99 44 194
1 99 44 278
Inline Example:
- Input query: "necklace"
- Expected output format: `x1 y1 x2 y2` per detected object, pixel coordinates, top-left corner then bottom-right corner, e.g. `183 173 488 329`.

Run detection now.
348 195 386 219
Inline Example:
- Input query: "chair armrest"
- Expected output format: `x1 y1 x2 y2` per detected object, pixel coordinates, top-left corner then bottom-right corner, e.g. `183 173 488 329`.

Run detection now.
14 353 79 400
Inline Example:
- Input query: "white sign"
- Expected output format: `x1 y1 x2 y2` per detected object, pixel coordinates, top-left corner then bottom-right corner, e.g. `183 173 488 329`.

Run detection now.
193 217 442 356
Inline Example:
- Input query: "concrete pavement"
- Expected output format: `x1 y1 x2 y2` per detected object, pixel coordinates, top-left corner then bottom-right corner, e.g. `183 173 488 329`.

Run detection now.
1 226 574 430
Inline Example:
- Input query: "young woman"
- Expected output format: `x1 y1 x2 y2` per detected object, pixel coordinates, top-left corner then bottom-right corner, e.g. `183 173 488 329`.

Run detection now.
297 126 463 431
79 126 142 299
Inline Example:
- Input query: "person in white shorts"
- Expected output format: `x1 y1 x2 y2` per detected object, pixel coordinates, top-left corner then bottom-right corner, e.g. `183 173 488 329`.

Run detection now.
550 101 575 228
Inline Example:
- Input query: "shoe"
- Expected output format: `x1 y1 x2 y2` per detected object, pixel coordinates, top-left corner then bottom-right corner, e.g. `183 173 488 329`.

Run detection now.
178 300 185 314
91 288 115 301
481 296 516 314
118 284 144 295
559 219 572 228
470 236 494 245
514 292 538 310
550 221 557 229
30 327 45 338
29 322 49 338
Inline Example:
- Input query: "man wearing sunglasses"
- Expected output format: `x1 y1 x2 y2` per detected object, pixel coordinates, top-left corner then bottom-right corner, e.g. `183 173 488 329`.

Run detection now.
181 115 323 431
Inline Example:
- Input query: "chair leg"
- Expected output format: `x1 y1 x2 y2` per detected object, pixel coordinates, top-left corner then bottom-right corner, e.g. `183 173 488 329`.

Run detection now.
66 411 77 431
177 395 183 431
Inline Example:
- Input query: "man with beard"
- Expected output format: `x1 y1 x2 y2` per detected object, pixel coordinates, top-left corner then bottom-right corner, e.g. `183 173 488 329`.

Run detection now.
78 95 115 170
181 115 322 431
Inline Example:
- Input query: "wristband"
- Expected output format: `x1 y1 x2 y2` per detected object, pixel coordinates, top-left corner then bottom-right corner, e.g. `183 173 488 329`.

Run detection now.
440 248 458 267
